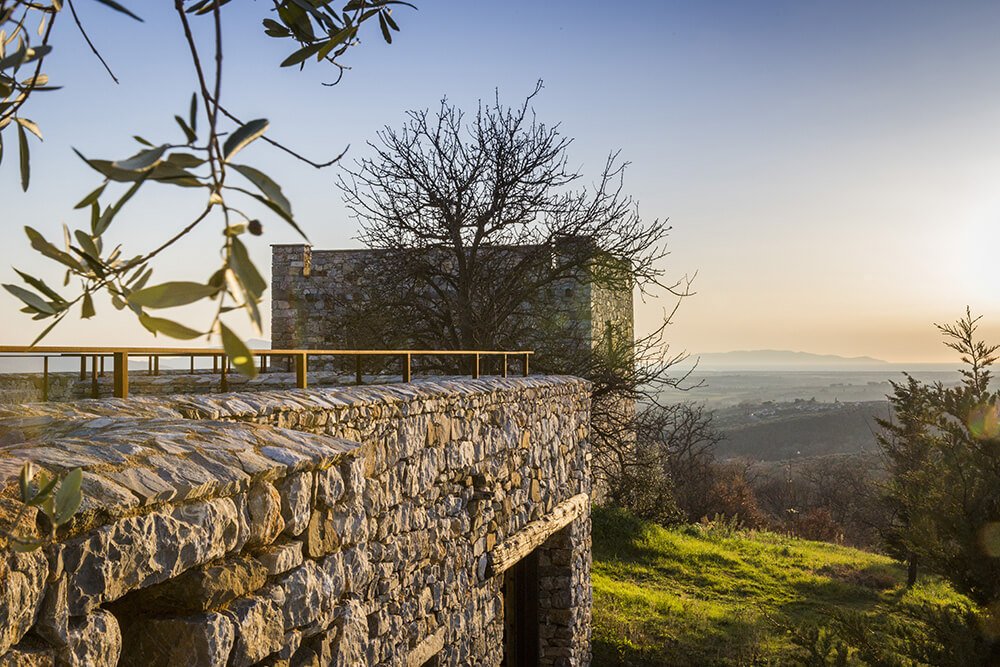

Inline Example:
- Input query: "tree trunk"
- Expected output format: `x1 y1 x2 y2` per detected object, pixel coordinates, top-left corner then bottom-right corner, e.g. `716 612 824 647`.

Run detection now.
906 554 917 588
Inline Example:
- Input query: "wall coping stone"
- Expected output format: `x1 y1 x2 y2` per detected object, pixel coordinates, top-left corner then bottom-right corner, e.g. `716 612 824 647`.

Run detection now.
0 417 359 538
0 376 588 537
0 375 588 425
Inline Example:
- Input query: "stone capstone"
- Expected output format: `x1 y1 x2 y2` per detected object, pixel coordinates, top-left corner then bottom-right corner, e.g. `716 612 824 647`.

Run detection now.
60 496 243 615
113 555 268 615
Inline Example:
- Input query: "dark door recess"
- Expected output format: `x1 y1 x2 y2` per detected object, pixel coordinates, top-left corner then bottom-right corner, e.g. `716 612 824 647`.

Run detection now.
503 549 539 666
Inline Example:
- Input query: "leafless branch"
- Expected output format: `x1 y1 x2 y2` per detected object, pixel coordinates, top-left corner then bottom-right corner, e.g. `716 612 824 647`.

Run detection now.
66 0 119 84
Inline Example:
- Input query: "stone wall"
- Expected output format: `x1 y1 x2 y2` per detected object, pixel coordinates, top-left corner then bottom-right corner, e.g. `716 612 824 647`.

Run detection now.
0 376 592 666
270 243 632 355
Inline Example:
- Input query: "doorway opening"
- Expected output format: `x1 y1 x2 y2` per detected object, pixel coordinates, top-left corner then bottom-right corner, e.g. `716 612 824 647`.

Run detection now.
503 549 539 665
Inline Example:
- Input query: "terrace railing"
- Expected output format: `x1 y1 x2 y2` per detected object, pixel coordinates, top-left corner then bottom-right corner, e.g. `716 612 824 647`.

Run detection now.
0 346 532 400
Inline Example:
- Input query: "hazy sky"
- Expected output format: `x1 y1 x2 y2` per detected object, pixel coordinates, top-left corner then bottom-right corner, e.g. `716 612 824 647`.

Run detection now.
2 0 999 363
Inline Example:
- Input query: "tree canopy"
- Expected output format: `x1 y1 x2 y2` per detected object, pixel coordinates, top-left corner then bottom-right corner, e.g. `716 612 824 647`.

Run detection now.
1 0 412 373
335 84 700 498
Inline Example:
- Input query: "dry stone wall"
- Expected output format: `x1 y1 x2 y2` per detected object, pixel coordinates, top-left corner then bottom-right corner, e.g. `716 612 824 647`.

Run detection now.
270 243 632 355
0 376 591 666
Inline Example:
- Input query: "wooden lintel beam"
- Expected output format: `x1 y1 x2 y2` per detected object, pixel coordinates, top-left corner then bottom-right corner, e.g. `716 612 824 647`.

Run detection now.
484 493 588 579
406 628 445 667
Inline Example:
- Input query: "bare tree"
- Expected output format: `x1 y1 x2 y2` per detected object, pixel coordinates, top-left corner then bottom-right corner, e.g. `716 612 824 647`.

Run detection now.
603 403 723 524
338 82 690 346
337 82 701 500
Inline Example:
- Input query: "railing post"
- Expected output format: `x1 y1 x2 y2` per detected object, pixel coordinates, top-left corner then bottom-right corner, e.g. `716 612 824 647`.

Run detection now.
91 355 99 399
190 355 195 374
42 357 49 402
523 353 530 377
220 354 229 392
79 355 86 381
355 355 362 385
502 353 508 378
99 355 105 376
402 353 411 383
472 353 480 379
113 352 129 398
259 354 266 374
213 355 219 374
295 353 308 389
153 355 160 376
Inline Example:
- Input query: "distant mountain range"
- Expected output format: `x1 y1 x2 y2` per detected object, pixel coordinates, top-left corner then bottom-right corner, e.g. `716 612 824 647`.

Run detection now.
694 350 890 370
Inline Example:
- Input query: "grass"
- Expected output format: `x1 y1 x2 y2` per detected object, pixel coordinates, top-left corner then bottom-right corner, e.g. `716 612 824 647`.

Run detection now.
591 507 975 666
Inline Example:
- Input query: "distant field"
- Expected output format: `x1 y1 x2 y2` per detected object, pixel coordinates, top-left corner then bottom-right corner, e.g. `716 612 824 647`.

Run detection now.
662 370 962 408
591 507 974 666
655 370 965 462
712 400 888 461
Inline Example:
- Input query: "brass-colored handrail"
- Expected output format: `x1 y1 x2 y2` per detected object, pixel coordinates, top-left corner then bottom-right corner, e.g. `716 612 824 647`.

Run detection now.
0 346 533 400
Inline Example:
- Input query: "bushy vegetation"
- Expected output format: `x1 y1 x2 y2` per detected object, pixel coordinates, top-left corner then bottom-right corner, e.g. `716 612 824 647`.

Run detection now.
591 507 989 666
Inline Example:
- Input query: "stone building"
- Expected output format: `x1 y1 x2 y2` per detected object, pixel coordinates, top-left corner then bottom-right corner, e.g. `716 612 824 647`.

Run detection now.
0 376 593 665
270 243 633 358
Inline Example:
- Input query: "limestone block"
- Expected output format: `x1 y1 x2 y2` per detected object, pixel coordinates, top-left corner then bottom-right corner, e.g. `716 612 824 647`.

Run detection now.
60 496 242 615
264 561 324 632
330 508 367 548
0 547 47 655
115 555 267 614
255 630 302 667
329 598 368 667
224 597 285 667
338 455 365 501
341 548 372 595
246 482 285 548
304 509 338 558
313 467 343 509
255 541 303 577
63 609 120 667
33 576 68 648
119 612 234 667
277 472 312 537
0 644 55 666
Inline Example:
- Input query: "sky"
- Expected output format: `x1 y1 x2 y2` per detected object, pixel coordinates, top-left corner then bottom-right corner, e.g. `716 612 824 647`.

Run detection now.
2 0 1000 363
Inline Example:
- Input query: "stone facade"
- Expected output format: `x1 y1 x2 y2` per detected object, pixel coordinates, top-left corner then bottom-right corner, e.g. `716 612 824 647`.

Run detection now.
0 376 592 666
270 244 633 355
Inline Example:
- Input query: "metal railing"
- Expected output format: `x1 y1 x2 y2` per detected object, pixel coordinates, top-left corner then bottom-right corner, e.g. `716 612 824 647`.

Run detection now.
0 346 533 400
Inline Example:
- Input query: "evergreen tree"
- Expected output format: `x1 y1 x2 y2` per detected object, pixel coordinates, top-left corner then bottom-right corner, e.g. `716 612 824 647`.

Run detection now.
877 309 1000 607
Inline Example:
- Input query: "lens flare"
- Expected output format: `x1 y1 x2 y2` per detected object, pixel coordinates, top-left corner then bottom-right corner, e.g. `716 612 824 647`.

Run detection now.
967 402 1000 440
979 522 1000 557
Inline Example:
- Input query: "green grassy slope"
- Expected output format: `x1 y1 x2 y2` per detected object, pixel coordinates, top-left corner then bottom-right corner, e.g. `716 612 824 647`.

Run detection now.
592 508 973 666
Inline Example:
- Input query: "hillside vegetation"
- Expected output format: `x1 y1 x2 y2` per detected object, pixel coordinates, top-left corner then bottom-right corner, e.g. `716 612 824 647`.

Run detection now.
591 508 979 666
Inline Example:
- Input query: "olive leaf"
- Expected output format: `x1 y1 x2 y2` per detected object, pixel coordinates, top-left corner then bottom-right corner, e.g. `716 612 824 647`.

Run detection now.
139 313 204 339
128 281 219 309
223 119 268 161
220 321 258 379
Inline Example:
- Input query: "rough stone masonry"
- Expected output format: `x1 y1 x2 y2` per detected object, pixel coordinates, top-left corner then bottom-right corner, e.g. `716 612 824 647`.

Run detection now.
0 376 592 666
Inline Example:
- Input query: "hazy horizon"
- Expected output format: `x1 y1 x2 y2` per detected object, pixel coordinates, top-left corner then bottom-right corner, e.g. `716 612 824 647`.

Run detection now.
2 1 998 363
